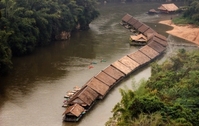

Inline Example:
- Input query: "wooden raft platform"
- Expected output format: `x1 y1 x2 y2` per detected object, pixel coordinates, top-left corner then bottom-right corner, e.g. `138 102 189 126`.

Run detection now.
62 13 168 122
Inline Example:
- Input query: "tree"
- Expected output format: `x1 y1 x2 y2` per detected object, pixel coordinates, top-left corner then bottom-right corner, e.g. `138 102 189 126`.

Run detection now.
0 30 12 75
0 0 100 74
76 0 99 30
183 0 199 23
107 49 199 126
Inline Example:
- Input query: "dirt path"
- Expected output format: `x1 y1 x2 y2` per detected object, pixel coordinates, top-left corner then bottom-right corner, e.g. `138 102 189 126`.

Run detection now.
159 20 199 46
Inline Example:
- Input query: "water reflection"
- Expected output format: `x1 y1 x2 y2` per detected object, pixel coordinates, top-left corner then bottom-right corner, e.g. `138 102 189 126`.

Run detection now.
0 2 198 126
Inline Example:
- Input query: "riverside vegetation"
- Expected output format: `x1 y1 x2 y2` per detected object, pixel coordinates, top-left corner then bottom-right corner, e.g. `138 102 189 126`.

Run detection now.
105 1 199 125
0 0 198 74
173 0 199 25
0 0 99 75
106 49 199 126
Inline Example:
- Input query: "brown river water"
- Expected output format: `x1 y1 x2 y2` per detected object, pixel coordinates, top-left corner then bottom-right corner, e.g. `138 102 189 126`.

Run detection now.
0 2 198 126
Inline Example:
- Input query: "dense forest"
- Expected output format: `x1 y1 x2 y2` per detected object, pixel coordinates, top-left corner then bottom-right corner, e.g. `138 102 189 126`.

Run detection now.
106 49 199 126
0 0 199 76
0 0 99 75
174 0 199 25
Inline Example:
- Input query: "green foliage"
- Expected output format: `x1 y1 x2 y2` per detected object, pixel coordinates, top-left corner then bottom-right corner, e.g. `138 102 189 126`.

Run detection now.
0 0 99 74
0 0 99 48
132 112 168 126
0 30 12 75
76 0 100 30
179 0 199 25
172 16 194 25
106 49 199 126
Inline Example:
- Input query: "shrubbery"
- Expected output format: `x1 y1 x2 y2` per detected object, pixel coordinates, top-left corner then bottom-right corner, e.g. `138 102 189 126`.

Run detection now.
106 49 199 126
173 0 199 25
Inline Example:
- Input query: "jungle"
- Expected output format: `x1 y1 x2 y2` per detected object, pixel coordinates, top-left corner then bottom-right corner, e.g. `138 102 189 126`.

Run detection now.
106 49 199 126
0 0 99 75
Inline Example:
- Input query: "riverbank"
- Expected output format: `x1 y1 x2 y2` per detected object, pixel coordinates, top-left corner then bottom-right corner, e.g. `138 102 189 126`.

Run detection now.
159 20 199 46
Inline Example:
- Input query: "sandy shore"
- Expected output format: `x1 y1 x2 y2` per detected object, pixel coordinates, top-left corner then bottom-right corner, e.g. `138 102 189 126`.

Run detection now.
159 20 199 46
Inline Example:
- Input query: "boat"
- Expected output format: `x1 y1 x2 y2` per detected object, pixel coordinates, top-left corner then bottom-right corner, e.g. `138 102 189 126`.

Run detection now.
129 34 147 46
64 86 81 98
64 91 75 98
124 24 131 29
62 104 68 108
147 9 159 14
62 104 86 122
73 86 81 92
119 21 124 26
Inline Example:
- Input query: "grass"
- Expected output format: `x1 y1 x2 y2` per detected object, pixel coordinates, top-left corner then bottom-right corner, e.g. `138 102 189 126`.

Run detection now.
173 16 199 26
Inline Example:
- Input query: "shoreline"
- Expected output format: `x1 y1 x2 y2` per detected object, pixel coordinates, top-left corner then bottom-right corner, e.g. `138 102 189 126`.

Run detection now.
159 20 199 46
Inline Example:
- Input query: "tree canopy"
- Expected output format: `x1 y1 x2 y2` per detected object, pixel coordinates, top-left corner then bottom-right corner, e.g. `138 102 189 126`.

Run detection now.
183 0 199 22
173 0 199 25
0 0 99 75
106 49 199 126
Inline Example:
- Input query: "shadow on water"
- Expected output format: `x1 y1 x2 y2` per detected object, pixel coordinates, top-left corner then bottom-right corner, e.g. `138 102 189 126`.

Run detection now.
0 2 198 126
0 29 97 108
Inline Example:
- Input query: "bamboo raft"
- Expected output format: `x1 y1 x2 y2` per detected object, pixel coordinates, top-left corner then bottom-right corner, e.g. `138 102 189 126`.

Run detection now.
62 13 168 122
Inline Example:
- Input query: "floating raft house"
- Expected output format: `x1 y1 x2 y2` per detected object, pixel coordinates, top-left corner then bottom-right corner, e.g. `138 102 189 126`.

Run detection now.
129 34 148 46
158 3 179 13
62 104 86 122
62 13 168 122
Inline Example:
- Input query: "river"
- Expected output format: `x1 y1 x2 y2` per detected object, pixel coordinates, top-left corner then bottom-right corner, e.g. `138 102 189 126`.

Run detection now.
0 2 198 126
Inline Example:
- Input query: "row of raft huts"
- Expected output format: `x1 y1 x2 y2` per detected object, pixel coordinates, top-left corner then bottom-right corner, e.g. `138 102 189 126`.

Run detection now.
62 13 168 122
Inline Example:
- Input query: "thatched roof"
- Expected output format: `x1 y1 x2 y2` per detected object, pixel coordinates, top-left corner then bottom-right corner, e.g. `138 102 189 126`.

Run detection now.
122 13 132 22
148 41 166 53
158 3 178 12
146 33 154 40
143 28 156 36
111 61 132 75
133 21 143 29
67 86 99 106
154 33 167 41
103 65 125 80
95 71 116 86
63 104 85 117
139 45 159 59
154 37 168 47
147 33 167 47
86 77 109 97
128 50 150 65
130 34 147 42
138 24 149 33
127 17 138 26
119 56 140 70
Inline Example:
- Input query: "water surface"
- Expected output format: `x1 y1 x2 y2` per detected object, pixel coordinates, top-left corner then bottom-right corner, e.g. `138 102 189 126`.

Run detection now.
0 2 197 126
